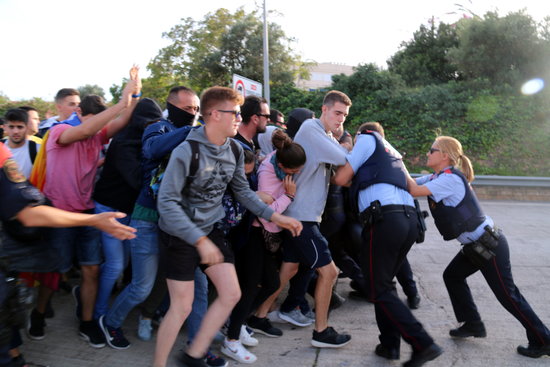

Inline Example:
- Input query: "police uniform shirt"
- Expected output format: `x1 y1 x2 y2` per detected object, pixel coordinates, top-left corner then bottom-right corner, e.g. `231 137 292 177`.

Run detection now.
416 170 493 243
347 134 414 212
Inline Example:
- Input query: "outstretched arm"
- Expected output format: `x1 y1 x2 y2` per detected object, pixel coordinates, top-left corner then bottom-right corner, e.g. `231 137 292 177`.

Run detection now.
16 206 136 240
407 175 432 197
332 162 354 187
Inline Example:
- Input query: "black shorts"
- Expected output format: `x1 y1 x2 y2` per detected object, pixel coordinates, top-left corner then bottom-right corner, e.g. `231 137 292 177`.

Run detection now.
282 221 332 269
159 227 235 281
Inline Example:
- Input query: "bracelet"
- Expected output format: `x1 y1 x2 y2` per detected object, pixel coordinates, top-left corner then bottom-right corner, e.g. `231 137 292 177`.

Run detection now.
285 193 295 201
131 92 142 98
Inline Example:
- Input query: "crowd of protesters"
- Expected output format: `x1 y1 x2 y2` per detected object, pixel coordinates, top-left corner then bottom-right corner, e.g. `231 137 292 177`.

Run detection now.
1 66 549 367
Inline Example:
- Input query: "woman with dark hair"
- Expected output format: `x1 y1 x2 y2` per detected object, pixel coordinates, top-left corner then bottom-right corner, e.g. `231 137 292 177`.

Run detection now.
408 135 550 359
222 129 306 364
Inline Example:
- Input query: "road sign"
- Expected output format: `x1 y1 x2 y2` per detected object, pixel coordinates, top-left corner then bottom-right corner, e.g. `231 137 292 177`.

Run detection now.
233 74 263 97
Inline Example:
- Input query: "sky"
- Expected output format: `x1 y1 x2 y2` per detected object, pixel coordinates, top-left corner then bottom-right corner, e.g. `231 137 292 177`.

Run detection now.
1 0 548 101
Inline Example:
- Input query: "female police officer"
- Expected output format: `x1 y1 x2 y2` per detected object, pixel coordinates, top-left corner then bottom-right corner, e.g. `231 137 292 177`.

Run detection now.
407 135 550 359
0 143 136 366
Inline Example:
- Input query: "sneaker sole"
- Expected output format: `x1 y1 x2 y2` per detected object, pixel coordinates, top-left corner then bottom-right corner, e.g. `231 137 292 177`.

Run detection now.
27 330 45 341
247 327 282 338
98 316 130 350
278 312 313 327
241 337 259 347
450 332 487 338
221 346 257 364
79 332 106 348
311 338 351 348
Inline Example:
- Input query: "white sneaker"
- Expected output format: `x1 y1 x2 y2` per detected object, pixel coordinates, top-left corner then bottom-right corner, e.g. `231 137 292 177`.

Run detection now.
240 325 259 346
279 309 313 327
221 339 257 364
267 310 286 324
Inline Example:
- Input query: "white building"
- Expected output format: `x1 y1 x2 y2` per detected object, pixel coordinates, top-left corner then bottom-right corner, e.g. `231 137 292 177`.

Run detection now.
296 62 355 90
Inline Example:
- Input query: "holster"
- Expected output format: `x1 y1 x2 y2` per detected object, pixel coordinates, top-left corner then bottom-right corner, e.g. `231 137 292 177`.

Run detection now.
462 225 500 267
359 200 383 228
414 199 429 243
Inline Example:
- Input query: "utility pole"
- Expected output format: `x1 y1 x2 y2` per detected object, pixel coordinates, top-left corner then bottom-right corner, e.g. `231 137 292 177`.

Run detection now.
263 0 270 104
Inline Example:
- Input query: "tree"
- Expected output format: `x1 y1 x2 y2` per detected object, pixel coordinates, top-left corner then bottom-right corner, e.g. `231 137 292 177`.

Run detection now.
388 20 460 87
147 7 309 94
77 84 106 99
448 10 549 86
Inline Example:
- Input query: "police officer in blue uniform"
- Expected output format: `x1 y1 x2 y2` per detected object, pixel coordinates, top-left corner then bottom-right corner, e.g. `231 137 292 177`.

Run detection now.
334 122 442 367
0 143 136 366
408 135 550 359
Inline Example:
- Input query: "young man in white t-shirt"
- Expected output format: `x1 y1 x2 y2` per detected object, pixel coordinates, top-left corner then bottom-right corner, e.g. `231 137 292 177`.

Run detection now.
2 108 39 178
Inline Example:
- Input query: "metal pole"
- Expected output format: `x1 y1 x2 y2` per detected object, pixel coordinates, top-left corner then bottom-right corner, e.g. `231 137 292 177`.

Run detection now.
263 0 270 104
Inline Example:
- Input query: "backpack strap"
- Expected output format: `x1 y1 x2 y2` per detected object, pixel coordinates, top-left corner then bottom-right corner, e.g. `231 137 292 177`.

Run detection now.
229 139 241 163
186 140 200 187
185 139 241 188
28 140 37 164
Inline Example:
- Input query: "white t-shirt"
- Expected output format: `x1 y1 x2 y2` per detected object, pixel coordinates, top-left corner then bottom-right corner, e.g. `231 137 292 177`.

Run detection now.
4 140 38 179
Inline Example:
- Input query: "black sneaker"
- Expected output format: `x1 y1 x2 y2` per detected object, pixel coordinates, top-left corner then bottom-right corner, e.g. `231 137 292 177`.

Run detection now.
449 321 486 338
204 351 228 367
247 315 283 337
179 352 208 367
517 343 550 358
407 295 421 310
98 315 130 350
311 326 351 348
72 285 82 320
79 320 106 348
375 343 399 360
403 343 443 367
28 309 46 340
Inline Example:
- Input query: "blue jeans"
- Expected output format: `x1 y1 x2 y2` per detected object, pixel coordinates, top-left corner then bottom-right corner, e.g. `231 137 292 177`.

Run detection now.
93 202 131 320
51 223 102 273
187 267 208 343
105 219 159 328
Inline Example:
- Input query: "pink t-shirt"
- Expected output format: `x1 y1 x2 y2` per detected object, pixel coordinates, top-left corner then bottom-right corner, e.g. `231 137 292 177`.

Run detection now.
43 124 109 212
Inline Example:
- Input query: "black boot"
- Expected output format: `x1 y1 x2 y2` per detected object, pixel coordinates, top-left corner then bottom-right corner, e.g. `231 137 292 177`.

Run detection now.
449 320 486 338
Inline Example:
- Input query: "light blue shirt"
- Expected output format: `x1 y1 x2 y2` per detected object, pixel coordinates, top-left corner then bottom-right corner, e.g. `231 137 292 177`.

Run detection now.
417 171 493 243
347 134 414 212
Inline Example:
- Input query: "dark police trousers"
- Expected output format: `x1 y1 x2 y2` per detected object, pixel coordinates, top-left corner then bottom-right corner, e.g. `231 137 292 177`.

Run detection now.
360 207 434 351
444 231 550 346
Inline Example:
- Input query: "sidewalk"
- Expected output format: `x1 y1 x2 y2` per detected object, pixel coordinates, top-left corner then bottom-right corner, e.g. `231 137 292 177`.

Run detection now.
19 200 550 367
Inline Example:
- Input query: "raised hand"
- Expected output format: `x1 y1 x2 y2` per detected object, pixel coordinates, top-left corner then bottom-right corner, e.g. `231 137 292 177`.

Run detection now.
283 175 296 197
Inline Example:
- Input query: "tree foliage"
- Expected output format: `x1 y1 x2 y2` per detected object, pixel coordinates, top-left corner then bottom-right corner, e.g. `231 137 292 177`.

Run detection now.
147 8 308 94
0 97 55 121
388 20 461 87
448 10 550 86
77 84 106 99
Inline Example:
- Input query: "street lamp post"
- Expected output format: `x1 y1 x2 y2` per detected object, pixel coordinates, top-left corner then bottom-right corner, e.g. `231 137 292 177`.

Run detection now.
263 0 270 104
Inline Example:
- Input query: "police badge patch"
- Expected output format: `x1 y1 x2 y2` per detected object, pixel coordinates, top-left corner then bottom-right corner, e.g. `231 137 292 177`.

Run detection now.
3 158 26 183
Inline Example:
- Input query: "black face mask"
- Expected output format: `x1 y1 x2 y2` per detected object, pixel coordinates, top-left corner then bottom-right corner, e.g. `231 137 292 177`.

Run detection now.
167 102 195 128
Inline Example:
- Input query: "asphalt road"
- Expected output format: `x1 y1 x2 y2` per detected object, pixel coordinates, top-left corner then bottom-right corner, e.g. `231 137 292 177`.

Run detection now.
18 200 550 367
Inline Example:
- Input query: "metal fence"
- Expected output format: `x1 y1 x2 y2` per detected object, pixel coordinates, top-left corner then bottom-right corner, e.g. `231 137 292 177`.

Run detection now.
410 174 550 187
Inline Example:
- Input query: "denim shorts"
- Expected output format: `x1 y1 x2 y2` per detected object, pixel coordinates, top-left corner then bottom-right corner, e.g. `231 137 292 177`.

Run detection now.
282 221 332 269
51 224 102 273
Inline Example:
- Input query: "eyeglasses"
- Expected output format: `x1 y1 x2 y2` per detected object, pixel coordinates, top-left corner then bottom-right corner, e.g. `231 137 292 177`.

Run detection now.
429 148 440 154
216 110 241 118
256 113 271 119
